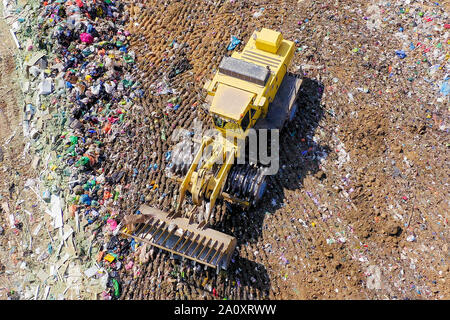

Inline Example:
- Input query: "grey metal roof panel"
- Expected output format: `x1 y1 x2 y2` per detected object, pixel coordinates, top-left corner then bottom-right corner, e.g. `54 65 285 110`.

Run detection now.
218 56 270 86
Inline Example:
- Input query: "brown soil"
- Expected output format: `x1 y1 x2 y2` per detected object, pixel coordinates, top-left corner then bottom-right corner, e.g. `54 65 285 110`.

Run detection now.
0 0 448 300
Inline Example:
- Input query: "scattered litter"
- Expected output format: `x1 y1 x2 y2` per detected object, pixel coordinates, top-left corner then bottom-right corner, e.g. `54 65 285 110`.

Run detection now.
227 36 241 51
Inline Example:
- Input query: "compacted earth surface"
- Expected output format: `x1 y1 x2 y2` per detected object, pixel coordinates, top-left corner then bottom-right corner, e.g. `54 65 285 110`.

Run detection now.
0 0 448 300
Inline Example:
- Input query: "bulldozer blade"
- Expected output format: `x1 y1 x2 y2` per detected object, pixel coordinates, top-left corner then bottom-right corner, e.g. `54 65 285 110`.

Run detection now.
122 205 237 270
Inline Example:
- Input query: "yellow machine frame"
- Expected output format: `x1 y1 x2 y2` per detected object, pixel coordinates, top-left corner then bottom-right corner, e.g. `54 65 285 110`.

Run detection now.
204 28 295 139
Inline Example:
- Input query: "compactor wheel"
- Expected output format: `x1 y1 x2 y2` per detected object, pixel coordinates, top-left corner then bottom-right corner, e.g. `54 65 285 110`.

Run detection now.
224 164 268 206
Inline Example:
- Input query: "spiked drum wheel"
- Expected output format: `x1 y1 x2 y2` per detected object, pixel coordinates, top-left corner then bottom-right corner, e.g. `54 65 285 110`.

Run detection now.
224 164 268 206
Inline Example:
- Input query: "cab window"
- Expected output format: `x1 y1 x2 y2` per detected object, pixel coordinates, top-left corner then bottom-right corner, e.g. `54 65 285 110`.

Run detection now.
214 115 239 130
241 111 250 131
214 116 225 128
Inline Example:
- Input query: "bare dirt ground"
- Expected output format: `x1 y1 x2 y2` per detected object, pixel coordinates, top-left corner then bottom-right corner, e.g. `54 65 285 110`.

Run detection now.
0 0 448 300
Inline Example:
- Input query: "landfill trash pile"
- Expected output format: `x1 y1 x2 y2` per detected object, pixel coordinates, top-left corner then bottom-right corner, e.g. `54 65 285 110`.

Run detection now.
0 0 448 300
1 0 141 300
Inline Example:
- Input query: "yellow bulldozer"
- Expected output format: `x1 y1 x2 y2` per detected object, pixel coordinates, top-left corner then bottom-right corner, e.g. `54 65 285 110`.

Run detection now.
122 28 302 270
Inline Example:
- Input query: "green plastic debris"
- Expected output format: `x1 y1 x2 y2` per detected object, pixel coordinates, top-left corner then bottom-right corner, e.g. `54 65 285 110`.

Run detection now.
168 96 181 104
65 145 76 155
69 136 78 145
76 156 90 167
112 278 120 298
122 79 133 88
123 55 134 64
